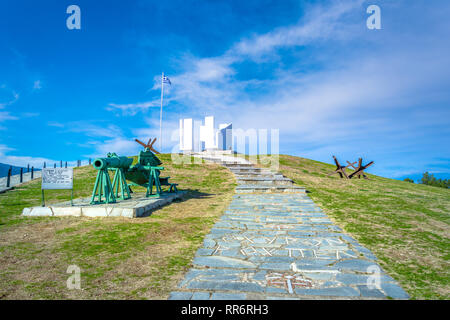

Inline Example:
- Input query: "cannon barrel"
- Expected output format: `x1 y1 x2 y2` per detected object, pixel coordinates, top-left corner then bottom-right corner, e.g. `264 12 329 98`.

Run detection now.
92 156 133 170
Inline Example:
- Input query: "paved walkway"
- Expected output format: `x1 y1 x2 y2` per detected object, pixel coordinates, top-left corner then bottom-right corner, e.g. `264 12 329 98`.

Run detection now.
169 156 409 300
0 171 42 193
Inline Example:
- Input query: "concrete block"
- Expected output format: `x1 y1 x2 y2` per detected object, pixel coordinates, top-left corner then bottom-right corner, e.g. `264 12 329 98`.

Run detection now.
121 208 134 218
108 207 125 217
82 207 108 217
52 207 82 217
28 207 53 216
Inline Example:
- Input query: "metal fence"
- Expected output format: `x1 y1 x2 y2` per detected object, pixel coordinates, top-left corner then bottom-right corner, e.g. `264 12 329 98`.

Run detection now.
2 158 92 189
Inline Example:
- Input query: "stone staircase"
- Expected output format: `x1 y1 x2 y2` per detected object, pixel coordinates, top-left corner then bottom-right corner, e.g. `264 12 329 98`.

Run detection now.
170 153 410 300
198 155 305 194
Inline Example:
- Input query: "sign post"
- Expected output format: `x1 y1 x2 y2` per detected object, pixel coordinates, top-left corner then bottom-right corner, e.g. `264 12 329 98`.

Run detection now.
41 168 74 207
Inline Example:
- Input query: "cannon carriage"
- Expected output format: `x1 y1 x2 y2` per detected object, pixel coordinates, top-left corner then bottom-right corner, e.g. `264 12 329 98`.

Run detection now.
90 138 178 204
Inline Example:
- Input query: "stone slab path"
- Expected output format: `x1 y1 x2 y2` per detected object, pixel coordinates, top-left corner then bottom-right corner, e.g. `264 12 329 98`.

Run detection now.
169 156 409 300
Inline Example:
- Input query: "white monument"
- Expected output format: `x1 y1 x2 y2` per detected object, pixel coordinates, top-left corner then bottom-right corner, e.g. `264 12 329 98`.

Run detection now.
179 118 193 151
179 116 232 153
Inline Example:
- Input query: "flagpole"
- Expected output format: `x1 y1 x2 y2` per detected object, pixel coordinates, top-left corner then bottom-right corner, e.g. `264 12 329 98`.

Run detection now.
160 72 164 152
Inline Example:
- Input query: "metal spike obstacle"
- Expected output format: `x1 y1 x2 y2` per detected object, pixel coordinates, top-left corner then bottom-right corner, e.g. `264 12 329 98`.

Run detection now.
327 156 374 180
348 158 374 180
135 137 160 154
327 156 354 179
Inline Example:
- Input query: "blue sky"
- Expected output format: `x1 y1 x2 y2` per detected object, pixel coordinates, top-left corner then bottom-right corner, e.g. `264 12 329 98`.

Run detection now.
0 0 449 181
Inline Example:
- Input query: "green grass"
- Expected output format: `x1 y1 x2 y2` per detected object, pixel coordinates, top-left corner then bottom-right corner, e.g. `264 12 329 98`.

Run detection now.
258 154 450 300
1 152 448 299
0 154 236 299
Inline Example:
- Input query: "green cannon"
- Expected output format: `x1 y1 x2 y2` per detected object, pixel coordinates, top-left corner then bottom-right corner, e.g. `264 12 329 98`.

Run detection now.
90 153 133 204
92 156 133 171
90 138 178 204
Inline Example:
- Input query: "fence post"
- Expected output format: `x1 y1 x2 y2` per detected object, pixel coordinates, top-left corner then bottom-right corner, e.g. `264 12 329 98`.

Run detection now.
89 158 91 165
20 168 23 183
44 162 46 168
65 161 67 168
31 166 34 179
27 164 30 172
60 160 62 168
54 163 56 168
6 166 11 188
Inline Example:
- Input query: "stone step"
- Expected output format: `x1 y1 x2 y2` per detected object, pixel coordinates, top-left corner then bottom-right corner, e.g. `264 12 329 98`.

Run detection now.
200 157 250 165
229 167 263 172
200 158 227 164
236 177 294 186
222 163 254 168
233 173 285 178
235 184 306 193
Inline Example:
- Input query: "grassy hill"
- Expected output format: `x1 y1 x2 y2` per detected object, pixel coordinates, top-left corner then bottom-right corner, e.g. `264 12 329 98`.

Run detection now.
255 155 449 299
0 155 236 299
0 153 448 299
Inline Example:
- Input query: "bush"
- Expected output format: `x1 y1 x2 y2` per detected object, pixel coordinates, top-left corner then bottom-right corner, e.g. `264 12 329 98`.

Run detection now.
420 172 450 189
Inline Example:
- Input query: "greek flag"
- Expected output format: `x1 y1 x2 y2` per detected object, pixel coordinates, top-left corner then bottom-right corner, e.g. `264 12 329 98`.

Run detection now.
162 75 171 85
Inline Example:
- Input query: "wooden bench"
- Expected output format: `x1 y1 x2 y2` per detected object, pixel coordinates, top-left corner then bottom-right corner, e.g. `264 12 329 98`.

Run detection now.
159 176 178 192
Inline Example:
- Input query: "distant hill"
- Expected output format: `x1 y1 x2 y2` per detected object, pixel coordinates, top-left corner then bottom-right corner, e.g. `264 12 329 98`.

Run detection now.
397 172 450 183
0 163 40 178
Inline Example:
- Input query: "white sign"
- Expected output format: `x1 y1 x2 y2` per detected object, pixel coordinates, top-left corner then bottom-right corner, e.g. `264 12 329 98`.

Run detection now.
42 168 73 190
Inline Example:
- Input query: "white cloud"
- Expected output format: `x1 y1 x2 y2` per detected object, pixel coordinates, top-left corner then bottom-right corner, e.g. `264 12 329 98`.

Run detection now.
0 88 19 109
162 0 448 136
0 144 56 168
22 112 39 118
47 121 65 128
106 99 161 116
136 0 367 117
66 122 123 138
86 138 141 158
133 117 180 153
33 80 42 90
100 0 449 178
230 0 364 59
0 111 18 122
